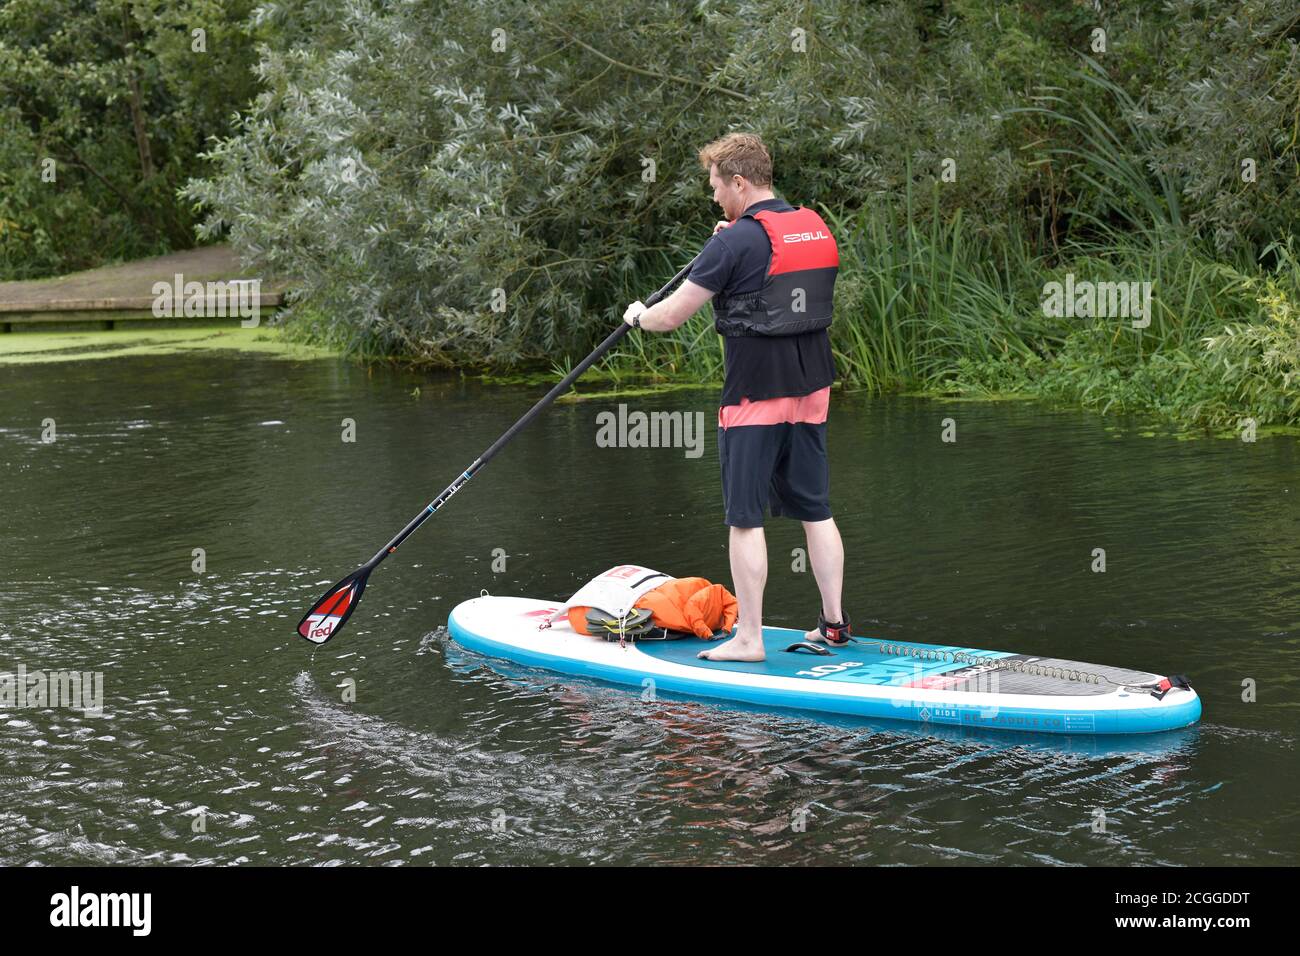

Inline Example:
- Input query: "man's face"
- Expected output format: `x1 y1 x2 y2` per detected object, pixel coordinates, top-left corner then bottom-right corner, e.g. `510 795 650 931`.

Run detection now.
708 164 742 221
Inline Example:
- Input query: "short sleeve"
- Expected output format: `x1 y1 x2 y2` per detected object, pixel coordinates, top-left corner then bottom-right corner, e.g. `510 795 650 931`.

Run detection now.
687 232 737 295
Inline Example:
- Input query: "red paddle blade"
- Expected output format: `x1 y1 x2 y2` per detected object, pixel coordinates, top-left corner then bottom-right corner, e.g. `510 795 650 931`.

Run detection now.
297 568 370 645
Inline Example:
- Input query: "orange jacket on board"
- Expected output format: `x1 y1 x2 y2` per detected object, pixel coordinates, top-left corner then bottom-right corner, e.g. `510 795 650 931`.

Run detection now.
567 576 738 638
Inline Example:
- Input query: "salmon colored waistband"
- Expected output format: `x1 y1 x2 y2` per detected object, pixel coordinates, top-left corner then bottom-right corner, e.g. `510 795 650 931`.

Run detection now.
718 386 831 429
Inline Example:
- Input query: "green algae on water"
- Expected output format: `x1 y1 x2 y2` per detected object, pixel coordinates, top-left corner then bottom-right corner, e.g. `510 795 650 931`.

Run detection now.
0 325 337 365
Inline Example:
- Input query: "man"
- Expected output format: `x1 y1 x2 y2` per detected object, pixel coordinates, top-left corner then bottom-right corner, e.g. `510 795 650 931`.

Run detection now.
622 132 850 662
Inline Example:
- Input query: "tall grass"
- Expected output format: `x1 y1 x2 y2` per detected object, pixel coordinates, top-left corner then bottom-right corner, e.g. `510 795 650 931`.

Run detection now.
1012 57 1185 240
826 193 1043 392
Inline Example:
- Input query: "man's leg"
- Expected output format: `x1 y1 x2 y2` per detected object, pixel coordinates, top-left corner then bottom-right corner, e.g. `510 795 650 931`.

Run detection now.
699 525 767 661
761 401 842 641
802 517 845 641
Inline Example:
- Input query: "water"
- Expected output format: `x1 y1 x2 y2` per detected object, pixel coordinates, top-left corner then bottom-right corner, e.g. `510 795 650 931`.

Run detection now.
1 351 1296 865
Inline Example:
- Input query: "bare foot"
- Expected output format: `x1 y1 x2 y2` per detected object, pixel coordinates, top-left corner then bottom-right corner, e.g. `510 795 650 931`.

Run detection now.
697 633 766 662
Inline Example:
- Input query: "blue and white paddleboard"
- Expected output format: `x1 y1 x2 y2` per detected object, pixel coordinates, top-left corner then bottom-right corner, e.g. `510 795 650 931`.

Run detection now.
447 596 1201 735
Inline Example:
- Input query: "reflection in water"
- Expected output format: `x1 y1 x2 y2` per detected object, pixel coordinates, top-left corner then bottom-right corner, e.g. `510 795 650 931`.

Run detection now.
441 637 1216 865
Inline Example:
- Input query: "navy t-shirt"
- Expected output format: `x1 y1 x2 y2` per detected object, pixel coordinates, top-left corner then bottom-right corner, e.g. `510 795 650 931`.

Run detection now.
688 197 837 406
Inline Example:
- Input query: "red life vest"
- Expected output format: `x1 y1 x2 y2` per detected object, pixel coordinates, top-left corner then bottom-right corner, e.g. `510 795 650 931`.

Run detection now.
714 206 839 337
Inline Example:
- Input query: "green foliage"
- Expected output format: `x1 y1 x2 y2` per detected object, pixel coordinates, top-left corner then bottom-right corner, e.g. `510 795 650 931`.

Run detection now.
1016 56 1188 240
932 238 1300 429
1146 0 1300 257
184 0 1297 370
823 195 1041 393
1201 240 1300 425
0 0 261 278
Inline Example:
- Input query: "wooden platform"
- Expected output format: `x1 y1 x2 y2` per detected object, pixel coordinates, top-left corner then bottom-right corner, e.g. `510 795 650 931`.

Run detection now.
0 293 284 331
0 245 288 332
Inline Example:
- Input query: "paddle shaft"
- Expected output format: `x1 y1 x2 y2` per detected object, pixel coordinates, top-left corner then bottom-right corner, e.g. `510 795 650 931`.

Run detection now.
365 259 697 566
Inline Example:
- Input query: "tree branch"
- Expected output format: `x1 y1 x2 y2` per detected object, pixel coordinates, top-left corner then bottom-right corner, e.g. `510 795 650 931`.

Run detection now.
539 18 747 102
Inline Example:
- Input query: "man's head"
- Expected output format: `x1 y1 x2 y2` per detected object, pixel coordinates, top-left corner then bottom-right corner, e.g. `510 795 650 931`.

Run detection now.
698 132 774 222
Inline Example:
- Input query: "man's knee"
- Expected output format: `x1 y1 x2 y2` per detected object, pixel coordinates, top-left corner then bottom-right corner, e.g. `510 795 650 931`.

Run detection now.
801 516 836 531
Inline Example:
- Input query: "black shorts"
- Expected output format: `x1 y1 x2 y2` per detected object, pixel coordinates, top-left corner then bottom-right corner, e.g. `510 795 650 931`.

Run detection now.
717 422 832 528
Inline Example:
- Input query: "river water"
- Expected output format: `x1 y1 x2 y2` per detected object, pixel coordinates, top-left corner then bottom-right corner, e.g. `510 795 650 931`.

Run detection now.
1 349 1296 865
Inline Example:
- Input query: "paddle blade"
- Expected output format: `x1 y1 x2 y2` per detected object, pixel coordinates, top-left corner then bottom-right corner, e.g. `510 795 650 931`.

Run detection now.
297 568 370 645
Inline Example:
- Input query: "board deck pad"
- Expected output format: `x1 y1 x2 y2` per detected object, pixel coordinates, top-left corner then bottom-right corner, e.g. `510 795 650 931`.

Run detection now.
447 596 1201 735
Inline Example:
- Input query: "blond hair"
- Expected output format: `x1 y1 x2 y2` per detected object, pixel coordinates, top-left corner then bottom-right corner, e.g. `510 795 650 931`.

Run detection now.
697 132 773 187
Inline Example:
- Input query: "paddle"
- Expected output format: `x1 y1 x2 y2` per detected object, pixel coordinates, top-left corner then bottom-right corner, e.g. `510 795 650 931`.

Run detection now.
296 258 698 644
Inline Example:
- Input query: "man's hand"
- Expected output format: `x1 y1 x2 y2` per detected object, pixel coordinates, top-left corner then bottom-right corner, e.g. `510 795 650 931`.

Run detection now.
623 301 646 327
713 220 732 235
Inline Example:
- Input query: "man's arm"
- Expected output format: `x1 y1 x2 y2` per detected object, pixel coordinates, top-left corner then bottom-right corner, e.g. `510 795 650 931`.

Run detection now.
623 279 715 333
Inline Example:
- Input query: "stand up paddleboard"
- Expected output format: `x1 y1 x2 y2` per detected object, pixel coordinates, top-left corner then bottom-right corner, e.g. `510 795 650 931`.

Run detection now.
448 596 1201 735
